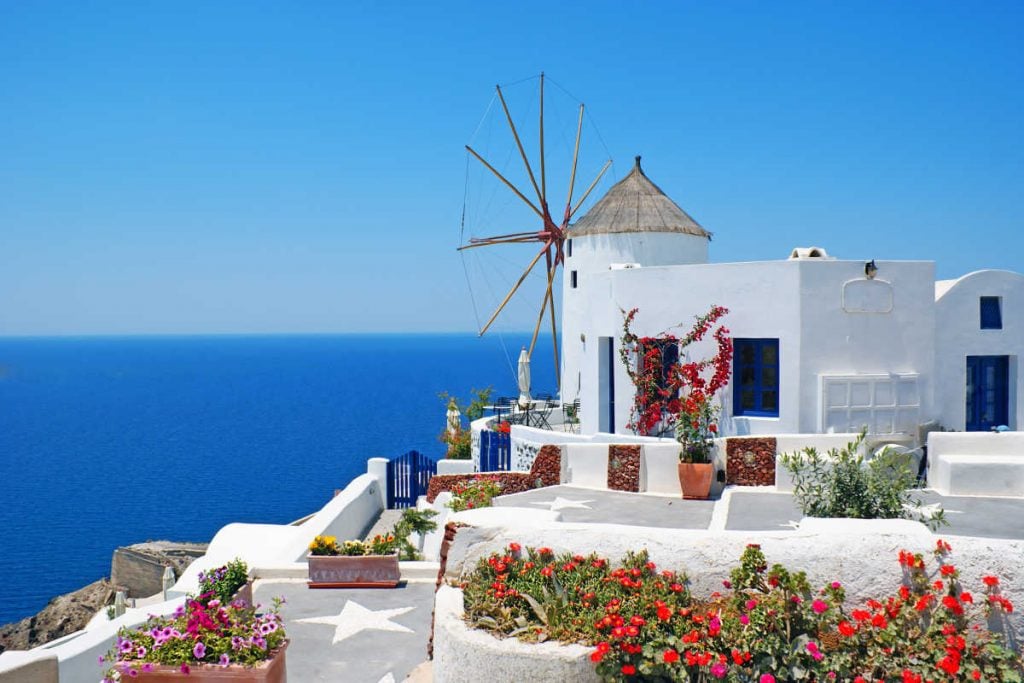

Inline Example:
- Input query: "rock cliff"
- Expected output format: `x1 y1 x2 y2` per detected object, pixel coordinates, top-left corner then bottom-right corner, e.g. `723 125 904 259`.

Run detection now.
0 540 207 653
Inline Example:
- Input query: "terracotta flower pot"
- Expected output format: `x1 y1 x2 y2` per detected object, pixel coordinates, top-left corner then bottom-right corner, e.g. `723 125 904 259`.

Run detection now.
132 642 287 682
307 553 400 589
677 462 713 500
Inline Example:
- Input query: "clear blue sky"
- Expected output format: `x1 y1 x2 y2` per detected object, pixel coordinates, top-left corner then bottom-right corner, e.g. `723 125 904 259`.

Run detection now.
2 1 1021 335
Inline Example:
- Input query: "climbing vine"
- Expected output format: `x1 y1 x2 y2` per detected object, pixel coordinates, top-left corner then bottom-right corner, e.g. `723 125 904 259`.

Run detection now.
619 306 733 447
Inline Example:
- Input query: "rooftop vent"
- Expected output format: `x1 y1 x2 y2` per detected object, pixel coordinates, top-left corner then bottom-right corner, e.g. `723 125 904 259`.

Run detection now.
789 247 831 260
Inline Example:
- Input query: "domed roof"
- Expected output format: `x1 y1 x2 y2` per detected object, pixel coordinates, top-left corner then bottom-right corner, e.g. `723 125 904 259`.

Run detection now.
570 156 710 239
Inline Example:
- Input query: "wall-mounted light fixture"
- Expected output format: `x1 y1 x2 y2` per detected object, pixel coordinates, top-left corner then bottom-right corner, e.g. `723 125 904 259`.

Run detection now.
864 259 878 280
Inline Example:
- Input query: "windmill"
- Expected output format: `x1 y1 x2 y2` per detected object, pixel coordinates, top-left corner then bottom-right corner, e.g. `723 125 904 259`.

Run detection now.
458 73 612 392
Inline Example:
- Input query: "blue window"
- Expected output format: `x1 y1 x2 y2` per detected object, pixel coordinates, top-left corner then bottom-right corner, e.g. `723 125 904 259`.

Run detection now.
980 297 1002 330
571 271 578 288
733 339 779 417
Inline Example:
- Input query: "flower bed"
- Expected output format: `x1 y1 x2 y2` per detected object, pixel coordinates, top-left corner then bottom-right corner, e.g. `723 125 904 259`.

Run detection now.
101 596 287 681
426 473 535 503
457 541 1022 681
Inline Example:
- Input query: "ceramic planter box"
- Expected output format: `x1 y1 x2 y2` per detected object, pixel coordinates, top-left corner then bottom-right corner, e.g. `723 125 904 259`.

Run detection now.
306 554 400 588
132 642 288 682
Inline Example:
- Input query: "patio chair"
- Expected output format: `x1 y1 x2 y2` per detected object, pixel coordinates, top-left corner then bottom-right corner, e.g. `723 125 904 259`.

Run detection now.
563 399 581 433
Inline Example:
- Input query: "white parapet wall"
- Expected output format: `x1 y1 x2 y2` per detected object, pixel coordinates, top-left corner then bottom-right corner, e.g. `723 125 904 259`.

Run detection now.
172 473 384 595
433 585 596 683
928 431 1024 496
0 652 58 683
437 458 475 476
640 439 727 497
562 444 610 488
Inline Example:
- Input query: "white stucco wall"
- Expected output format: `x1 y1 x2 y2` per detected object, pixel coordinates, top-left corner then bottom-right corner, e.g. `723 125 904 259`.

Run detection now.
935 270 1024 430
579 260 802 436
571 258 938 441
797 260 935 436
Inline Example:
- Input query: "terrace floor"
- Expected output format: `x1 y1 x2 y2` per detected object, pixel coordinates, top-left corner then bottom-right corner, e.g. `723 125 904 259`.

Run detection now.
265 484 1024 682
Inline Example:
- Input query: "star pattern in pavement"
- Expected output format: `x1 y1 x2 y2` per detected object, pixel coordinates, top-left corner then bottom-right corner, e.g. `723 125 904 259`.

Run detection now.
529 496 594 511
296 600 414 645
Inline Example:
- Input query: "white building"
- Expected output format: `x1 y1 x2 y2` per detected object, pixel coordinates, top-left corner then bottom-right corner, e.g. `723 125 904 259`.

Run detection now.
562 157 1024 442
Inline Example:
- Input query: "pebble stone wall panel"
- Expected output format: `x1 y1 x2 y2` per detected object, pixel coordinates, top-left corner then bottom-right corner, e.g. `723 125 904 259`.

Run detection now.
725 437 777 486
606 445 642 492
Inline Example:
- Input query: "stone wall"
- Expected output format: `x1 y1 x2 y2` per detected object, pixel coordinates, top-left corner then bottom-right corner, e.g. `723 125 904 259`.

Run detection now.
111 541 208 598
725 437 776 486
606 445 641 492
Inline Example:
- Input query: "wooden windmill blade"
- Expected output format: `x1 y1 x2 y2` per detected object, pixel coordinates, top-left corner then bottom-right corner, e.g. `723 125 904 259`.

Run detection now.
459 74 612 393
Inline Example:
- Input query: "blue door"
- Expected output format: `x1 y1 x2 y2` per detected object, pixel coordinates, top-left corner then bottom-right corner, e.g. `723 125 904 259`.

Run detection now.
966 356 1009 431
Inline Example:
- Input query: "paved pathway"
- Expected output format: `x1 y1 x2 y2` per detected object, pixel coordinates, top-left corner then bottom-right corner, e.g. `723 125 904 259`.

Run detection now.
494 485 715 528
254 485 1023 682
255 578 435 682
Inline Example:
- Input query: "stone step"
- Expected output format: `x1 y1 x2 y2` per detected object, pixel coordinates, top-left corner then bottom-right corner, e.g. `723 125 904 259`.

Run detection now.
928 454 1024 496
363 509 405 541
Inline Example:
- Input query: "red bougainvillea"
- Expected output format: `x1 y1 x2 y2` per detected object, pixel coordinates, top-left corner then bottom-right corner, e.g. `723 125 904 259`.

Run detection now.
619 306 732 445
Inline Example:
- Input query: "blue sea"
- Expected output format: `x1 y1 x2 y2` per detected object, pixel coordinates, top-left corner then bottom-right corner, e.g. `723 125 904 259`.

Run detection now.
0 334 556 624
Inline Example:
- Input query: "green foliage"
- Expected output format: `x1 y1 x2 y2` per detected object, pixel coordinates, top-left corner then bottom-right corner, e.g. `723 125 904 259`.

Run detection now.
446 476 503 512
391 507 438 560
445 430 472 460
195 558 249 605
780 431 946 531
438 387 493 459
307 509 437 561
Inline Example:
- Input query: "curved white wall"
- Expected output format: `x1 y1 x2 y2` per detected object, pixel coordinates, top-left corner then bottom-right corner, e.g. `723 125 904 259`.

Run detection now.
561 232 708 405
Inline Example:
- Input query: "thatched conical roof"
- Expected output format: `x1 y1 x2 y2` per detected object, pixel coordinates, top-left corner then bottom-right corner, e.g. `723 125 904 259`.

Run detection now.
570 156 710 239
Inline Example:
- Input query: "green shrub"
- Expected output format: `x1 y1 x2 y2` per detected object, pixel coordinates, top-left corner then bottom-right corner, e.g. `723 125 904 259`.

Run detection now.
780 432 945 530
447 476 503 512
196 558 249 605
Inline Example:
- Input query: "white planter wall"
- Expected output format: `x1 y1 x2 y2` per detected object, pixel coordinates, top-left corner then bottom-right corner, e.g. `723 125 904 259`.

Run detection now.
444 520 1024 644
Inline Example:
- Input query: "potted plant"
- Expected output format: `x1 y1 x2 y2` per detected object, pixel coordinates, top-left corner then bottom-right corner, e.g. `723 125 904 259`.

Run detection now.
306 509 436 588
101 595 287 682
619 305 732 498
197 559 253 608
676 395 719 499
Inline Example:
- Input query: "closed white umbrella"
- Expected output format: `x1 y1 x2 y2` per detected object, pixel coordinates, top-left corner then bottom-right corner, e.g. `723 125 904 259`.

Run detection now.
446 400 461 439
517 347 531 409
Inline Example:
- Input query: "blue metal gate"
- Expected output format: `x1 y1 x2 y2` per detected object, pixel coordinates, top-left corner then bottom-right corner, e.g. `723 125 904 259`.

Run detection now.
386 450 437 508
479 430 511 472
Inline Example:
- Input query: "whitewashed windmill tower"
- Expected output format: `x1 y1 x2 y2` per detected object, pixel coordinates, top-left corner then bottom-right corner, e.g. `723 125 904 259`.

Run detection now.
560 156 712 412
